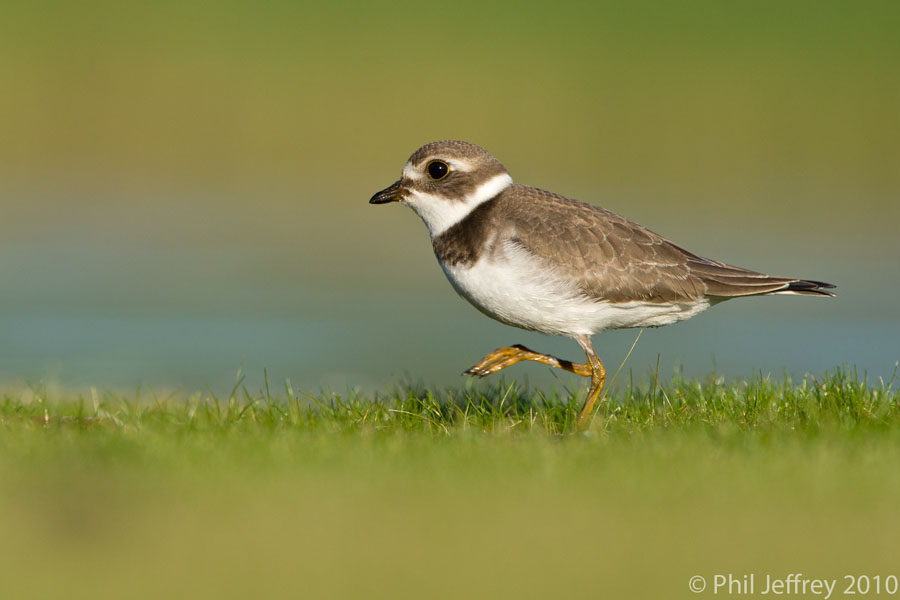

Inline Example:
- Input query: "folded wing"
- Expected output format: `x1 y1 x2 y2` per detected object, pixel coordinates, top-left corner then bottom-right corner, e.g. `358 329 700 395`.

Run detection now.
500 185 836 304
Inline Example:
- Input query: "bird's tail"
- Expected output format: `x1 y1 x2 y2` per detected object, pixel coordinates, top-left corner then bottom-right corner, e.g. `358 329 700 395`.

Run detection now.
688 259 836 298
775 279 837 297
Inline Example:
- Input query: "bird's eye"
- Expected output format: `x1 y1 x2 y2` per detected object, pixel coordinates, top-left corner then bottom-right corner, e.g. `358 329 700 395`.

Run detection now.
426 160 449 180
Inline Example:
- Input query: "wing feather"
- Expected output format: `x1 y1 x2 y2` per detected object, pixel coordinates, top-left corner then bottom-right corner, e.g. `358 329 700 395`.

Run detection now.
495 185 835 302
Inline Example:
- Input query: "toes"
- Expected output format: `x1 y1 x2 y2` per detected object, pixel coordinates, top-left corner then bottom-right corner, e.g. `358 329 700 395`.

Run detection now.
464 357 521 378
464 362 505 377
464 348 518 371
463 366 492 378
463 345 535 378
463 363 493 377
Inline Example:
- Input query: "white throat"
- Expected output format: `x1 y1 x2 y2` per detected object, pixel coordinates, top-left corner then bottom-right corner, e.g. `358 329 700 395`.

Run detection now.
403 173 513 238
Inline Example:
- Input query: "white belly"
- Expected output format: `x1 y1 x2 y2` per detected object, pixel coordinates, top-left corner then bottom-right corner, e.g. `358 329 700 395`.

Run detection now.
440 242 710 336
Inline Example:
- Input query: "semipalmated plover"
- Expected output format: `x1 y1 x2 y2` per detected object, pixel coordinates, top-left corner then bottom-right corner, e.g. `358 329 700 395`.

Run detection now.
370 140 835 425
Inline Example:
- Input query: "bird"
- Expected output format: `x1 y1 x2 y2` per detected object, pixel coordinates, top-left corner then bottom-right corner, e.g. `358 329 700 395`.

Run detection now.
370 140 835 426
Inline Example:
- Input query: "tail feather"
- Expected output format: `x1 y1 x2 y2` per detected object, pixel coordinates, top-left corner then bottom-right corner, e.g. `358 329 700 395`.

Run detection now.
778 279 837 297
688 259 836 298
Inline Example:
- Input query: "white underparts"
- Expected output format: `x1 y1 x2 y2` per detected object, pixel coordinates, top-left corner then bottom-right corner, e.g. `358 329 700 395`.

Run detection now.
403 173 514 237
441 240 711 336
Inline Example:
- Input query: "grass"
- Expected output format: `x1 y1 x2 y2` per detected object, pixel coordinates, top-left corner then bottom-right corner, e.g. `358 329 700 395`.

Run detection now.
1 367 899 600
8 365 895 434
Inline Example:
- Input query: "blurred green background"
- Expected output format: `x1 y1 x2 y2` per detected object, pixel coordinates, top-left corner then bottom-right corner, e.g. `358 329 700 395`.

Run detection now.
2 4 900 600
1 0 898 393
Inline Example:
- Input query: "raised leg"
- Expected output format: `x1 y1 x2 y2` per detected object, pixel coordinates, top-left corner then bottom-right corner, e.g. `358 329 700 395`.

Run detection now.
462 336 607 427
464 344 592 378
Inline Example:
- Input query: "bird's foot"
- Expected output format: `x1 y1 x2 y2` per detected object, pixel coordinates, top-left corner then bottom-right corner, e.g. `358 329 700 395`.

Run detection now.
464 345 591 378
463 345 535 377
575 376 606 428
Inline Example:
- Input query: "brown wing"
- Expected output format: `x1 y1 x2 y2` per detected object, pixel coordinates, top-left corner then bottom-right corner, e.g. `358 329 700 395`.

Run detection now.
497 185 835 303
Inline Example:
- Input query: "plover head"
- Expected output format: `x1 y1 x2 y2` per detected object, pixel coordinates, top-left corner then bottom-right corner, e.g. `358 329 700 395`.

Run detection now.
369 140 513 237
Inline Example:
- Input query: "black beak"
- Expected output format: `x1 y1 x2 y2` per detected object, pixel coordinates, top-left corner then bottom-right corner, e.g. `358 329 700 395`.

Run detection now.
369 180 403 204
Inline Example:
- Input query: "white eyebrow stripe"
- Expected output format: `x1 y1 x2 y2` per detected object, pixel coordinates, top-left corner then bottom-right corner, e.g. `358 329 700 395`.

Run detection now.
403 158 474 180
402 162 424 180
445 158 472 172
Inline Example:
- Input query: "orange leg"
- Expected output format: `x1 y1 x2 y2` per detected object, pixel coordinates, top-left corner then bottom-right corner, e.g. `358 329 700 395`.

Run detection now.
463 335 607 427
464 344 592 378
573 334 607 427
